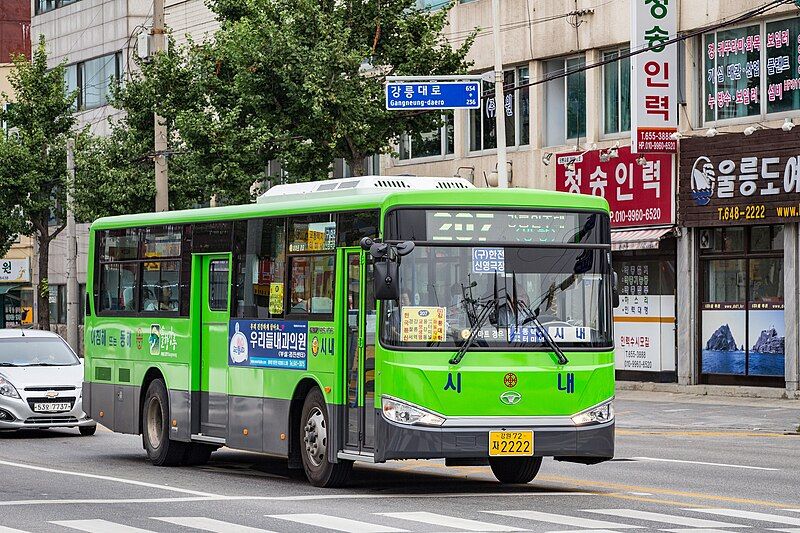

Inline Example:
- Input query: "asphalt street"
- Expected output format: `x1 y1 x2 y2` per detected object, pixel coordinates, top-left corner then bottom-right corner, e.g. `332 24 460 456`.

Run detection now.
1 390 799 533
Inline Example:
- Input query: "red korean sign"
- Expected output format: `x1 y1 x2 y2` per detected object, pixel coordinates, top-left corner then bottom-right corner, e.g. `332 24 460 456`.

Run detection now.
555 146 675 228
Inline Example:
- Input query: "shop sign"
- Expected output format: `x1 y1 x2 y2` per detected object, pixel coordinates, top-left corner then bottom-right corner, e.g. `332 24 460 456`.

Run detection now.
630 0 678 153
0 258 30 283
679 128 800 226
555 146 674 228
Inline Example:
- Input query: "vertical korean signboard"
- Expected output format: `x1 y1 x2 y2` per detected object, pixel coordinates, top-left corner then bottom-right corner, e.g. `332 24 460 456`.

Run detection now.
631 0 677 153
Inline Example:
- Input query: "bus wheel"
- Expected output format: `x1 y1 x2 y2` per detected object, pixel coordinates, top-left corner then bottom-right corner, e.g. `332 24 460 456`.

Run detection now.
299 388 352 487
489 456 543 484
142 378 186 467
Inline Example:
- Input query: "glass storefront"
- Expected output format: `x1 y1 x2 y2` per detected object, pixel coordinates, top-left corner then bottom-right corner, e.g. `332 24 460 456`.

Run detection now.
699 225 785 386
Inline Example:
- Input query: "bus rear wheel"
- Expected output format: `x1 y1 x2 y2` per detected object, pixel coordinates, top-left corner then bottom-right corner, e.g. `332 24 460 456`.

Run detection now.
142 378 186 467
299 387 352 487
489 456 543 484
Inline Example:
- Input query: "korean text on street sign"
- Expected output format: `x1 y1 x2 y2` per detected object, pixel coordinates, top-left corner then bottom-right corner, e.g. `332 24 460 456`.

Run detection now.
385 82 480 110
630 0 677 154
555 146 675 228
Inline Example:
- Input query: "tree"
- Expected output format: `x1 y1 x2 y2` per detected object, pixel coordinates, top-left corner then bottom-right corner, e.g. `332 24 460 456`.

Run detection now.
146 0 475 184
0 36 76 328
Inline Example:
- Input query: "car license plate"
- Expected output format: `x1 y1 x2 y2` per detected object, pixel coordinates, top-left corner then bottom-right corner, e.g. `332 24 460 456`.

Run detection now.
488 430 533 457
33 402 71 413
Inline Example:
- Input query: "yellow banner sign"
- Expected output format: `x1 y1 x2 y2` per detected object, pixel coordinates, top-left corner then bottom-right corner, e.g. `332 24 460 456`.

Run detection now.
400 306 446 342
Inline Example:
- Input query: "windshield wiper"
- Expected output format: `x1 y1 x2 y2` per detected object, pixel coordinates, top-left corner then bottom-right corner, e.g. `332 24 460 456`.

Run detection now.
510 280 569 366
450 298 496 365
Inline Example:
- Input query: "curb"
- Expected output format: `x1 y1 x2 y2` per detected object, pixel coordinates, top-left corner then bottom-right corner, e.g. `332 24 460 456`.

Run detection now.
616 380 800 401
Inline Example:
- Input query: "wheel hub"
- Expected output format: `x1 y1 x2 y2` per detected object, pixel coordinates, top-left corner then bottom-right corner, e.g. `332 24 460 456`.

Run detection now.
303 407 327 467
146 397 163 450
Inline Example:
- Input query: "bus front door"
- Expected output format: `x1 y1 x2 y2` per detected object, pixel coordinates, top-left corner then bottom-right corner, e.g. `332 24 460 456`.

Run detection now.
342 250 375 454
199 254 231 438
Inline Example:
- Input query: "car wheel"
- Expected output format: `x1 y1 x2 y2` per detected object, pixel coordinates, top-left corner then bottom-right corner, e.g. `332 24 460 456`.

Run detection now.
79 425 97 436
489 456 543 484
142 378 186 466
299 387 352 487
183 443 215 466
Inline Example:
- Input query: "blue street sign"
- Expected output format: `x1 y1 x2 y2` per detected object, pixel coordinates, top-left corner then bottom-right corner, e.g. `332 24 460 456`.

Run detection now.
385 81 481 110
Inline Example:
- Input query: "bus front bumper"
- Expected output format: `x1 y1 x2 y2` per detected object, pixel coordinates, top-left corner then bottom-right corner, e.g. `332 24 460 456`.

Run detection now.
375 414 614 464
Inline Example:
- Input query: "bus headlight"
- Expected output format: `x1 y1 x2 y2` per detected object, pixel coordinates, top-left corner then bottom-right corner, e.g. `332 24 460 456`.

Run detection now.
382 396 445 427
571 400 614 426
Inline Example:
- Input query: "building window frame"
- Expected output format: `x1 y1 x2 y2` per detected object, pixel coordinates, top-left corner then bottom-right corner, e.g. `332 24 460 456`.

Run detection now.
544 55 587 148
64 52 123 112
34 0 80 16
602 46 631 137
468 65 530 154
702 15 800 126
397 112 454 163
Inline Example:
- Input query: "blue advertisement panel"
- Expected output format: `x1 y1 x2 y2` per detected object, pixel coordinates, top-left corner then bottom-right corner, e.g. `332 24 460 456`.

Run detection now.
229 320 308 370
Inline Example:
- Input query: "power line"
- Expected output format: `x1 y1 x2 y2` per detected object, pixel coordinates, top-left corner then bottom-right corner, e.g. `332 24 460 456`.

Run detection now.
479 0 794 99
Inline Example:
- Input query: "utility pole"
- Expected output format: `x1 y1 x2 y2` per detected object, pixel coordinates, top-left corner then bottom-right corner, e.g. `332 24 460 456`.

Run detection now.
65 139 79 352
153 0 169 212
491 0 508 188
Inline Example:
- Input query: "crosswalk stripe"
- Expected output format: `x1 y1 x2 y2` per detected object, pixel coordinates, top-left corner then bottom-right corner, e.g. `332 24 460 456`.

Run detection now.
662 530 746 533
378 512 524 532
691 509 800 527
587 509 749 528
544 530 622 533
483 510 642 529
267 514 408 532
0 527 32 533
50 520 157 533
153 517 277 533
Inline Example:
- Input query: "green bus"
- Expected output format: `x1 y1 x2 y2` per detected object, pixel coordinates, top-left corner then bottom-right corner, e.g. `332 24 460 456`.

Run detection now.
83 176 616 487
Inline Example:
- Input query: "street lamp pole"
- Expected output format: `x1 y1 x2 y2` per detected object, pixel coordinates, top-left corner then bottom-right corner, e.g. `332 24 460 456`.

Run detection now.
492 0 508 188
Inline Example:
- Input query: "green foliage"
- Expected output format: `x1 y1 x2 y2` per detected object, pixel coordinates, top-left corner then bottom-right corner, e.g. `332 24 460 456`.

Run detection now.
0 36 77 326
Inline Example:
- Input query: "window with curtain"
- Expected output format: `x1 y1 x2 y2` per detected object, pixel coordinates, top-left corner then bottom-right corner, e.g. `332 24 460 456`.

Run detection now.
469 66 530 152
545 56 586 146
603 48 631 135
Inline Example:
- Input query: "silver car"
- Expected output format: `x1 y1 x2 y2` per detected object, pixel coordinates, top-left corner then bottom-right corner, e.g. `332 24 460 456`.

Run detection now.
0 329 96 435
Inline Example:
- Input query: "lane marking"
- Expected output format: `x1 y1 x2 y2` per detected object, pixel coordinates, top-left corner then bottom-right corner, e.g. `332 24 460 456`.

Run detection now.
631 456 779 471
545 531 621 533
617 429 791 438
587 509 749 528
483 510 642 529
0 527 32 533
662 530 747 533
154 517 277 533
663 409 692 413
0 460 216 497
0 492 596 507
378 512 524 531
268 514 407 532
692 510 800 526
51 520 157 533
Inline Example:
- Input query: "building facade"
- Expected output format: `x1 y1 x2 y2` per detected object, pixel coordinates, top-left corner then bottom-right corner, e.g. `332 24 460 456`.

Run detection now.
383 0 800 394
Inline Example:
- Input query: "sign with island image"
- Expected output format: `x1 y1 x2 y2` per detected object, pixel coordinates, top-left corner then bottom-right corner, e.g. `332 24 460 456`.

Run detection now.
701 304 785 377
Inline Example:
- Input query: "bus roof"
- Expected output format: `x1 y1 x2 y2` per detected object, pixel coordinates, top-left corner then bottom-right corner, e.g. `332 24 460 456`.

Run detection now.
89 181 609 232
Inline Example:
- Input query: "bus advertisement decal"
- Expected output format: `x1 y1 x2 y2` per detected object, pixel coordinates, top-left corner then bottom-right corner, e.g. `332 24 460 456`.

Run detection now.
228 320 308 370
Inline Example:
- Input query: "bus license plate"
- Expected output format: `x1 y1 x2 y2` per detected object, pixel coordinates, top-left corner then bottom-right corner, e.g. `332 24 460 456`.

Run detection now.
33 402 71 413
488 430 533 457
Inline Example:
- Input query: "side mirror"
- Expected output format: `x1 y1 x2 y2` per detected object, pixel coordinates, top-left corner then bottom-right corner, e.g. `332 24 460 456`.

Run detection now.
374 261 400 301
612 271 620 308
395 241 415 257
360 237 375 251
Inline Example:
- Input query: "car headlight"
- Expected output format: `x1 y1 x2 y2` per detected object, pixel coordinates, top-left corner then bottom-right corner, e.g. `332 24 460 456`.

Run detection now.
571 400 614 426
0 374 21 399
381 396 445 427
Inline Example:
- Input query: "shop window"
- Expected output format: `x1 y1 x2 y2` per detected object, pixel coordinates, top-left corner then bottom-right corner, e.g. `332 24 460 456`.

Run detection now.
289 215 336 252
233 218 287 319
288 255 335 315
545 57 586 146
470 67 530 151
700 225 785 379
398 113 454 160
49 285 66 325
703 16 800 123
603 48 631 135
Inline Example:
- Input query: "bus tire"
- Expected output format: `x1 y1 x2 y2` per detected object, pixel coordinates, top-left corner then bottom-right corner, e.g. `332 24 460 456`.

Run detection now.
489 456 542 484
142 378 186 467
183 443 215 466
299 387 352 487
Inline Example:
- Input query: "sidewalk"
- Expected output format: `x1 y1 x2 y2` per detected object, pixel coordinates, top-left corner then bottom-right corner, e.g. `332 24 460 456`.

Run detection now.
617 380 800 401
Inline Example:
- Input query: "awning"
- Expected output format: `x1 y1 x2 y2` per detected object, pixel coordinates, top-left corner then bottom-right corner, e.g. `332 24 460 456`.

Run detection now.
0 284 20 296
611 227 674 251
